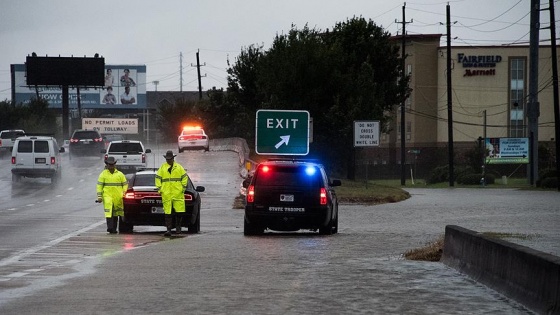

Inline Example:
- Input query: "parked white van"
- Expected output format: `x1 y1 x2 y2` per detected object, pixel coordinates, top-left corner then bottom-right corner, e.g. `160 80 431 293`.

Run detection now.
11 136 65 184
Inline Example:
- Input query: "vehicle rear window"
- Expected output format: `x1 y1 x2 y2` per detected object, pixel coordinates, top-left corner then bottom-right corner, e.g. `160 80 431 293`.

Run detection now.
17 140 33 153
182 129 204 136
134 174 155 186
2 131 25 139
254 165 322 187
74 131 100 139
109 142 143 153
34 141 49 153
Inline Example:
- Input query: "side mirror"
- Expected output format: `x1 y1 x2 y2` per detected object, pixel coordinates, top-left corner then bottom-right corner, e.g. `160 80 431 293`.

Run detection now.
101 149 107 154
331 179 342 187
59 147 65 153
145 149 152 153
196 186 205 192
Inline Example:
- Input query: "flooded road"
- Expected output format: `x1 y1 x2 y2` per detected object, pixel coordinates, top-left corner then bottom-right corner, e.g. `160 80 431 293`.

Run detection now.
0 147 556 314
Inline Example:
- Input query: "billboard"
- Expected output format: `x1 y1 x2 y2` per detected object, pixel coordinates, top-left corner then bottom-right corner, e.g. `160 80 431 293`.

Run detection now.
485 137 529 164
26 56 105 86
12 64 147 109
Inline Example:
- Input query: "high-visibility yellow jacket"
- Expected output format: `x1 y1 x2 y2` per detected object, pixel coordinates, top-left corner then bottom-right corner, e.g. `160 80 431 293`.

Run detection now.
96 169 128 218
155 162 189 214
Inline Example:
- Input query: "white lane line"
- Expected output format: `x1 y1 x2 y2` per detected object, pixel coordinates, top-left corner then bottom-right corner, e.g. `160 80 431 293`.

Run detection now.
26 204 34 207
0 220 106 268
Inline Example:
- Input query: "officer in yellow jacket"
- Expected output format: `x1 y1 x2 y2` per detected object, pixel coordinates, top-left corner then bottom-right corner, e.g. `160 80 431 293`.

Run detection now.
155 150 189 236
96 157 128 234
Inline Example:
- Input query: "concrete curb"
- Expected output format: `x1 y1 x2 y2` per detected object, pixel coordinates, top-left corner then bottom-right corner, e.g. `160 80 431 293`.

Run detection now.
441 225 560 315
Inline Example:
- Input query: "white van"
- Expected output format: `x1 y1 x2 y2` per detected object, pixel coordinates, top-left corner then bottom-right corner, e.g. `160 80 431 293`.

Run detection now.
11 136 65 184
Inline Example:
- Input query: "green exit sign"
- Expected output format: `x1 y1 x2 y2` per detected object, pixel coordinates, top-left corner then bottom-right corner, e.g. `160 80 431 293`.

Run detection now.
255 110 310 155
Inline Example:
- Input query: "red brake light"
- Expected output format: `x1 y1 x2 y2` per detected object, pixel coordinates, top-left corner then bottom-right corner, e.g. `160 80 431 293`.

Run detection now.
94 137 103 142
50 157 56 164
11 156 16 164
70 138 79 143
184 194 193 201
124 192 135 199
320 188 327 205
261 165 270 173
142 154 146 163
247 185 255 203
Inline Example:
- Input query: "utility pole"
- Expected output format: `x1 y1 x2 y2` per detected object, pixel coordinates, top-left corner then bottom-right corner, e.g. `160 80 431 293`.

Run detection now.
396 2 412 186
528 0 540 185
547 0 559 191
180 52 183 92
446 3 455 187
192 49 206 100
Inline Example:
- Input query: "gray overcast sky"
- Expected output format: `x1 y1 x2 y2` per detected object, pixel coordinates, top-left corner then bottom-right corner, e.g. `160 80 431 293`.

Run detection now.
0 0 555 101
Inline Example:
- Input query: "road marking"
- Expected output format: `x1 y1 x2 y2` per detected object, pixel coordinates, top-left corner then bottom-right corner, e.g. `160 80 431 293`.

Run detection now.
0 220 106 268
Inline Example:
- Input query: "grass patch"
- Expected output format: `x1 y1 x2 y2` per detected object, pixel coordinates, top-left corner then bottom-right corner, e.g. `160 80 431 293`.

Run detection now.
404 235 444 261
335 180 411 204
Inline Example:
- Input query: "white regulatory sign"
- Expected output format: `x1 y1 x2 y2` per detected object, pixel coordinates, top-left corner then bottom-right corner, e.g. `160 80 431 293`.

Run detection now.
353 121 380 147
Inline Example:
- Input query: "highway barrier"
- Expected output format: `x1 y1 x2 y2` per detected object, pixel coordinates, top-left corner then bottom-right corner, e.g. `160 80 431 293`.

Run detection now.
441 225 559 315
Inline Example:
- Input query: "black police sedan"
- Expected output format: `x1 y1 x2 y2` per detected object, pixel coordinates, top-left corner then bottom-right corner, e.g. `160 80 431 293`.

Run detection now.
243 158 341 235
120 168 205 233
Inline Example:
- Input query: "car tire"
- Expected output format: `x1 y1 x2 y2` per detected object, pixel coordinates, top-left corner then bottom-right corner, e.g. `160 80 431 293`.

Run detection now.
187 210 200 234
333 212 338 234
178 147 183 153
12 173 21 183
319 218 334 235
204 146 209 152
119 217 133 233
243 216 264 236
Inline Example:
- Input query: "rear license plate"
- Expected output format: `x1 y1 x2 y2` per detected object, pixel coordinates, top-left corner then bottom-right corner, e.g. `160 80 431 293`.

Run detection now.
151 207 164 214
280 194 294 202
35 158 46 163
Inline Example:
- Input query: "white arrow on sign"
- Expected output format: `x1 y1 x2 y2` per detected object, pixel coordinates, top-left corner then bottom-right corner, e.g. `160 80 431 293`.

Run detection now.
274 135 290 149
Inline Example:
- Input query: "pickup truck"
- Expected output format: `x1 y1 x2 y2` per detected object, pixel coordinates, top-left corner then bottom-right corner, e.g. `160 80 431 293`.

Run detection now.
102 140 151 174
0 129 26 152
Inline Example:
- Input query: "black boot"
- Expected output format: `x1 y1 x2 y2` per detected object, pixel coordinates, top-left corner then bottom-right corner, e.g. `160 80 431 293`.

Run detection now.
164 215 173 236
106 218 117 234
175 215 183 234
113 217 119 233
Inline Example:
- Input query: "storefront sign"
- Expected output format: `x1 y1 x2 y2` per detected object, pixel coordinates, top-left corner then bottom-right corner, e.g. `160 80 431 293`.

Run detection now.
458 53 502 77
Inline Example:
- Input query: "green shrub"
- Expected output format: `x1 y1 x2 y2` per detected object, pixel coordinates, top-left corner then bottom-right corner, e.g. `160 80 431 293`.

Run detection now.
539 177 558 188
427 165 474 184
537 168 557 188
457 173 495 185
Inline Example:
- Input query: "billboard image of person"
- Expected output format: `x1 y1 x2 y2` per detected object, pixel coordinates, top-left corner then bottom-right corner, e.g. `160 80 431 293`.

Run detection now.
120 86 136 104
102 86 117 104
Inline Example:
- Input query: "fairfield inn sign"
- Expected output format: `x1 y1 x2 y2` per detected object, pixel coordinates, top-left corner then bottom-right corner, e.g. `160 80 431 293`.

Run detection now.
457 53 502 77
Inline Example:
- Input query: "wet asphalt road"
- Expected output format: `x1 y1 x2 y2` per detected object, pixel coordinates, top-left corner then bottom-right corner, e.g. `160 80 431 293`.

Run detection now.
0 147 558 314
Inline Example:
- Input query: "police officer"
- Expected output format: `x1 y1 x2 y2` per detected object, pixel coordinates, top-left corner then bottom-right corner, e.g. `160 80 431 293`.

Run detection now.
96 157 128 234
155 150 189 236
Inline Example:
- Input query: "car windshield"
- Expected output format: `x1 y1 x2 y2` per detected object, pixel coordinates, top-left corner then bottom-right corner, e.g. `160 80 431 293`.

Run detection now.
109 142 143 153
254 165 322 187
2 131 25 139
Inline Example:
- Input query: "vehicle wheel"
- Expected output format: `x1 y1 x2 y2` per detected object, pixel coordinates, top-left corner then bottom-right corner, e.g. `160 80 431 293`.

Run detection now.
187 210 200 234
333 213 338 234
319 219 334 235
243 216 264 236
12 173 21 183
204 146 209 152
178 147 183 153
119 217 133 233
